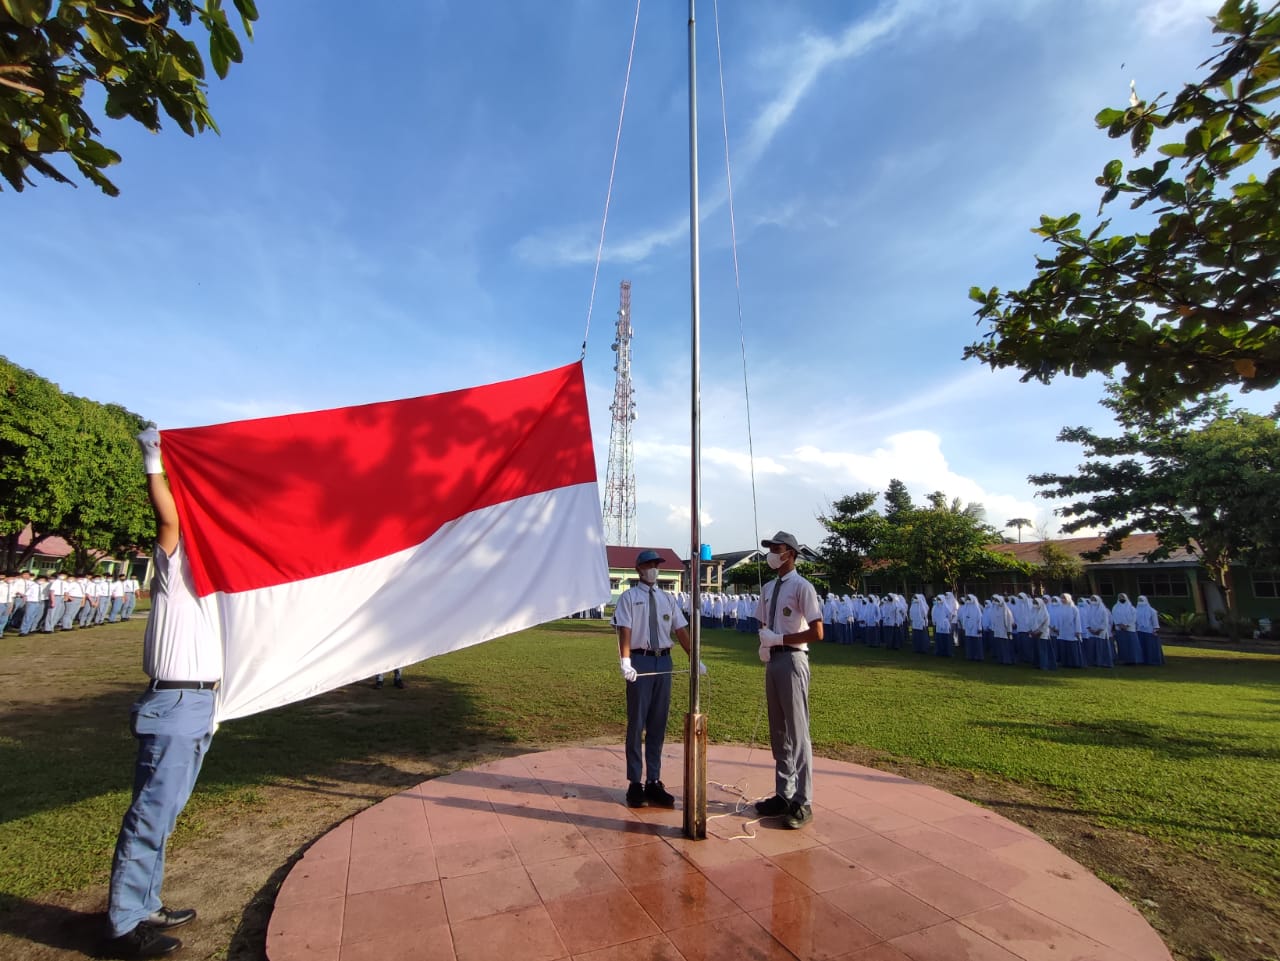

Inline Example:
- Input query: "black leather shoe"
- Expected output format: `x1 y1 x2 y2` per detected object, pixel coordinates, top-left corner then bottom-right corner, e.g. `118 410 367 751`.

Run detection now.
644 781 676 808
753 794 789 817
103 925 182 959
784 801 813 830
147 907 196 930
625 782 647 808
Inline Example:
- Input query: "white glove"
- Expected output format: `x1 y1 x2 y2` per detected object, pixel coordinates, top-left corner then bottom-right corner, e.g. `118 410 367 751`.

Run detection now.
620 657 638 682
758 643 771 664
758 628 784 648
698 660 707 676
136 428 163 475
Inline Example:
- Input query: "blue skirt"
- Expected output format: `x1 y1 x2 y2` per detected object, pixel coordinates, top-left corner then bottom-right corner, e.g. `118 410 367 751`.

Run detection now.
1138 631 1164 666
1085 634 1115 667
934 630 953 656
964 634 984 661
1035 636 1058 670
1057 636 1085 668
994 636 1016 665
1013 631 1032 663
1115 629 1144 665
912 628 931 654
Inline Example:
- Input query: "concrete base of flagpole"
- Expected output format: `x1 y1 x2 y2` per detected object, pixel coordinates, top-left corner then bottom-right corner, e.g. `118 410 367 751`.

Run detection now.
682 711 707 839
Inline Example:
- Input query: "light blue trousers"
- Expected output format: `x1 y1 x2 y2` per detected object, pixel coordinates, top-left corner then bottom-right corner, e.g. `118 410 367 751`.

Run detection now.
108 688 216 937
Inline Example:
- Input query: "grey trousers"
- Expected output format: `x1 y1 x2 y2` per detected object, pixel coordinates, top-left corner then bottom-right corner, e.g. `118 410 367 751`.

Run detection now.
624 652 672 783
765 650 812 806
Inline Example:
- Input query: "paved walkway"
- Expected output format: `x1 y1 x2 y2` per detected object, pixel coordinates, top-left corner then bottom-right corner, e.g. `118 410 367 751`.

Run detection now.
266 744 1172 961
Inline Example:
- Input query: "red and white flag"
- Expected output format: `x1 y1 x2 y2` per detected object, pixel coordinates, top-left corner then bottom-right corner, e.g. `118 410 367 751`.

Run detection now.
160 362 610 721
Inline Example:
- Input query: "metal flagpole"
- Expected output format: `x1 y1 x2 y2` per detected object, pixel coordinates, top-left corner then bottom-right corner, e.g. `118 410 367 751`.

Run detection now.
683 0 708 841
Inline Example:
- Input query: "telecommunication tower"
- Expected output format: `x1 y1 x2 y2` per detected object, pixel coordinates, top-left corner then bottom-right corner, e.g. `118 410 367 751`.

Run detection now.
603 281 637 546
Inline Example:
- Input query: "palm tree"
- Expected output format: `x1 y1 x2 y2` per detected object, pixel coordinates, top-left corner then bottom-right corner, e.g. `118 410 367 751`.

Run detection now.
1005 518 1033 543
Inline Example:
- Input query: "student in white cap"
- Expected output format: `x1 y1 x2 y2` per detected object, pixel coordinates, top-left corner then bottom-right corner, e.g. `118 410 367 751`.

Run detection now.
754 531 823 830
612 549 702 809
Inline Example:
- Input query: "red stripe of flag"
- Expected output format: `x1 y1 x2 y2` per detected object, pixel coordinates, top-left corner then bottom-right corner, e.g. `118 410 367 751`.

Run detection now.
161 362 598 596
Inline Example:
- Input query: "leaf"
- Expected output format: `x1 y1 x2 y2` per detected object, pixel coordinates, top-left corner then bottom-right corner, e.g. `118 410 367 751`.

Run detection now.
0 0 52 28
1095 107 1125 127
84 16 128 61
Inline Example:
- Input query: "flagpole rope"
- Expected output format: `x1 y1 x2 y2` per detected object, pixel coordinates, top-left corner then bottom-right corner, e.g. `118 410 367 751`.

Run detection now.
712 0 769 763
581 0 643 361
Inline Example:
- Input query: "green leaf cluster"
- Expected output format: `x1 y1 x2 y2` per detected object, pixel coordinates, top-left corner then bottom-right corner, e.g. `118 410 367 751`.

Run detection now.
1031 383 1280 613
0 355 153 571
967 0 1280 412
0 0 258 195
816 480 1026 594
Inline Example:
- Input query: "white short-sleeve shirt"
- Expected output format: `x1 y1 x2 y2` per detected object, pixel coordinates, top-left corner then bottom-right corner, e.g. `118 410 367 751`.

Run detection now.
755 572 823 653
612 585 688 651
143 538 223 682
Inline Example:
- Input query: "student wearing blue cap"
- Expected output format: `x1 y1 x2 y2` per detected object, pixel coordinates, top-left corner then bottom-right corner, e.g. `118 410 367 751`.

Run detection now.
612 549 704 808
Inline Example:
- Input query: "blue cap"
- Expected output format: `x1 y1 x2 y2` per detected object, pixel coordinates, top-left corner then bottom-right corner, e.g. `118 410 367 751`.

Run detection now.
635 549 666 566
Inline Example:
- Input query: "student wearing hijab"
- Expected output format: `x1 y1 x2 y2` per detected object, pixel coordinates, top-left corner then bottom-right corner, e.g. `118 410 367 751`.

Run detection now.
1030 596 1056 670
989 595 1016 665
930 594 953 657
1012 592 1033 663
1135 596 1165 666
1112 593 1144 664
909 594 931 654
959 594 984 661
1085 595 1115 667
1057 594 1086 668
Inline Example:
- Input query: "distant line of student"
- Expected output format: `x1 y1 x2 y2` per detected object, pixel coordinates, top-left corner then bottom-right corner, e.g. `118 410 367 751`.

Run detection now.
678 589 1164 669
0 571 140 636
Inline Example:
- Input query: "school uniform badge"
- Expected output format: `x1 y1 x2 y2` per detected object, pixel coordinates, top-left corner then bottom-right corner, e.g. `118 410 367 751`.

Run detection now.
783 606 793 617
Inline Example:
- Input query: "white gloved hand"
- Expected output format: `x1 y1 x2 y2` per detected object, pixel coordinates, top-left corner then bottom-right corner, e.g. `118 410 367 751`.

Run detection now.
698 660 708 676
136 428 163 475
758 643 771 664
758 628 784 648
620 657 638 682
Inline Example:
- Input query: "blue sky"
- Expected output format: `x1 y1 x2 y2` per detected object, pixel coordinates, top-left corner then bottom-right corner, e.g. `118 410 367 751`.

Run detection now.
7 0 1246 555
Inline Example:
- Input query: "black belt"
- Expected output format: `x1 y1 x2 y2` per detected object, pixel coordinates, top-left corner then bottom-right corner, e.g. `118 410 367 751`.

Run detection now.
771 646 807 658
150 679 220 691
630 649 670 657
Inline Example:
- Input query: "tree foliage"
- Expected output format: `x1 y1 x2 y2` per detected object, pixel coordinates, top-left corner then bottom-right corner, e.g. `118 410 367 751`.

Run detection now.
1030 384 1280 613
882 478 914 523
0 356 152 571
816 491 884 593
1035 540 1084 591
0 0 257 195
817 483 1023 594
967 0 1280 412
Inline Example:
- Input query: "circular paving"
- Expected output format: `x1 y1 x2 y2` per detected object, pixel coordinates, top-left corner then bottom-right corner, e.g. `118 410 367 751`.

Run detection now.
266 744 1172 961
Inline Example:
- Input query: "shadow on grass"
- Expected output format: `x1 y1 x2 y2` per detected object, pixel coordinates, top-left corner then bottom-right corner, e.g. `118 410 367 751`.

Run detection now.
0 674 502 827
975 717 1280 763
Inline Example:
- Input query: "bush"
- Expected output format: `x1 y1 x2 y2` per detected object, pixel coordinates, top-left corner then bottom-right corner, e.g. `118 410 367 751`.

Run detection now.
1160 611 1207 636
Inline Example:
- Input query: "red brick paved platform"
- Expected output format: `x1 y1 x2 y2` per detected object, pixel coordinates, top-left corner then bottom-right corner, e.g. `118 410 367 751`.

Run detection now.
267 744 1172 961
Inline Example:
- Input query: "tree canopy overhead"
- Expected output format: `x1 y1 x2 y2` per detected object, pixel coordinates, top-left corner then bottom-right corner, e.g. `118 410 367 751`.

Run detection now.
967 0 1280 412
0 0 257 195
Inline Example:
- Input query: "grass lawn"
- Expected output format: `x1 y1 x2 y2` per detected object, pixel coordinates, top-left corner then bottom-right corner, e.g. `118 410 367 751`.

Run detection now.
1 618 1277 960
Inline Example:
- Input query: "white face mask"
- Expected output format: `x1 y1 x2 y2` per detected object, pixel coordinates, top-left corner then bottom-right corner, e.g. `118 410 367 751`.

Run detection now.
766 551 785 571
639 568 658 585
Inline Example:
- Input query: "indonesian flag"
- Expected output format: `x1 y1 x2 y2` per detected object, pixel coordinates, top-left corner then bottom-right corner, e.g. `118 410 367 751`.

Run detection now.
160 362 610 721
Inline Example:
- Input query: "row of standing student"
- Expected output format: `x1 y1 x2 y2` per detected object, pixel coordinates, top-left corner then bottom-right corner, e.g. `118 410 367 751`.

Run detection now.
701 589 1164 670
0 572 140 636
